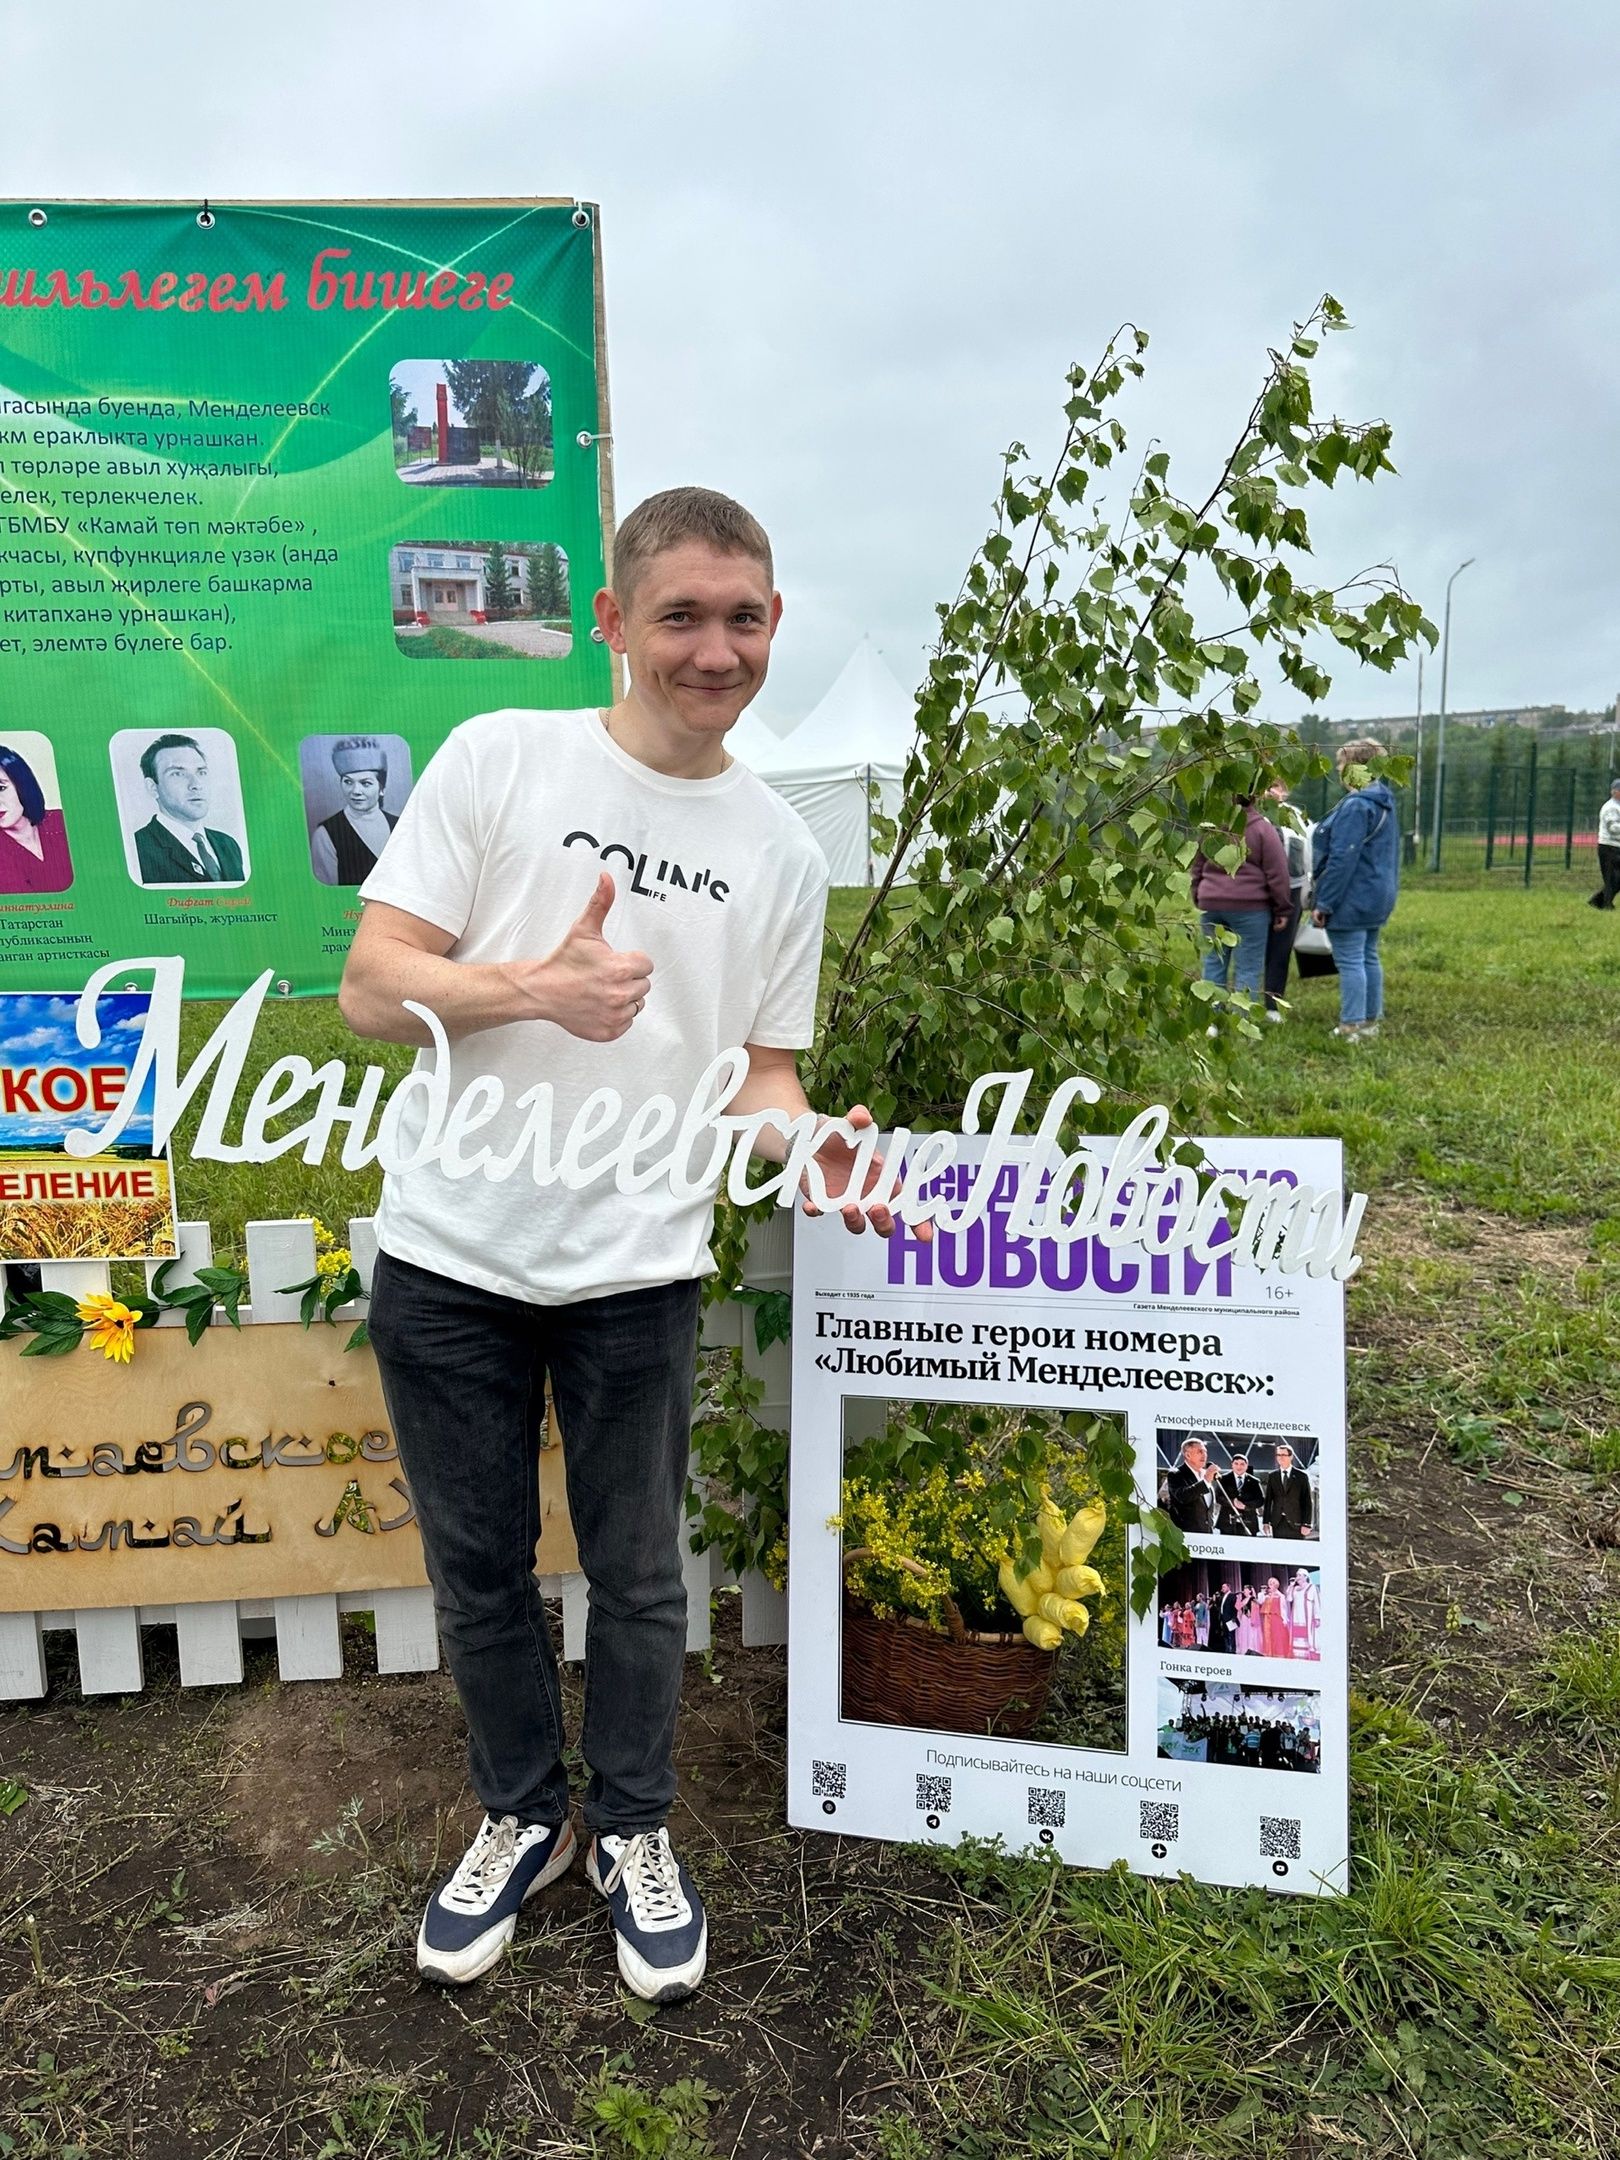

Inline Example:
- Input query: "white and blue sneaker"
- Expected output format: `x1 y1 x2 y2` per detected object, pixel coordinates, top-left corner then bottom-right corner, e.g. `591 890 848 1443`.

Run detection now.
416 1812 576 1985
587 1828 707 2003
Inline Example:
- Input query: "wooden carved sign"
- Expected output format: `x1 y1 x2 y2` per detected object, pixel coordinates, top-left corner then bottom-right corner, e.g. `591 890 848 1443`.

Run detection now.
0 1323 577 1610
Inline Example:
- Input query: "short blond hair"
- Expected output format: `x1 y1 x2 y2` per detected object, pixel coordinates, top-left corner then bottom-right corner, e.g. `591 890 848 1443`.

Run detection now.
612 486 773 608
1337 737 1386 770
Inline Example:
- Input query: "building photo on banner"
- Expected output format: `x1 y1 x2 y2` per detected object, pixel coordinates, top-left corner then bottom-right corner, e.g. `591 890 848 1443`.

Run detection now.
787 1135 1350 1896
0 198 613 997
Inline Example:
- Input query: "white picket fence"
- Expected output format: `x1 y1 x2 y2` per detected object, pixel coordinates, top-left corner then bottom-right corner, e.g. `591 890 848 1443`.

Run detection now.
0 1211 791 1700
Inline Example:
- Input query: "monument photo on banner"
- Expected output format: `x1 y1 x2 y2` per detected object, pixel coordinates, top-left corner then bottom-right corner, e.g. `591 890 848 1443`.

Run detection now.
788 1134 1351 1897
0 197 613 996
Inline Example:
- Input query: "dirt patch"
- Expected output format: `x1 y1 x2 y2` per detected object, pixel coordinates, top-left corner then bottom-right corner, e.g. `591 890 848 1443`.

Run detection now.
221 1665 471 1876
1368 1190 1594 1279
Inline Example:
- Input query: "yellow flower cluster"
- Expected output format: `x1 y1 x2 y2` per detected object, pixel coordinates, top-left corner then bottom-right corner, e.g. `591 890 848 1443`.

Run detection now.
997 1492 1107 1651
75 1292 138 1364
315 1246 354 1284
834 1423 1114 1644
838 1456 1015 1629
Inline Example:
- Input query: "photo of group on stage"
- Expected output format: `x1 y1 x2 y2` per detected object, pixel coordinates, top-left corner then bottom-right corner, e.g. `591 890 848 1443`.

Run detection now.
1157 1678 1322 1774
1157 1560 1322 1662
1155 1427 1319 1542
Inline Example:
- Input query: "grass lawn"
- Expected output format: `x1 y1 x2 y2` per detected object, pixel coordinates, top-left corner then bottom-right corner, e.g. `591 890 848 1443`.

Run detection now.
4 871 1619 2157
394 623 531 661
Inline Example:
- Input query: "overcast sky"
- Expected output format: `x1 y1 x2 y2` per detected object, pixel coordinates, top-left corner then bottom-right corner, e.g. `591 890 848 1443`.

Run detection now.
4 0 1616 729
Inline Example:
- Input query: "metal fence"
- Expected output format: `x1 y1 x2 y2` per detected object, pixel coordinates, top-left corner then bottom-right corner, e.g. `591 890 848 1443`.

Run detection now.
1294 745 1615 881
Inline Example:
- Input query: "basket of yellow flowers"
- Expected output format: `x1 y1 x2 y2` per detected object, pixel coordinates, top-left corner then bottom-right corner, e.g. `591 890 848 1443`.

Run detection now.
833 1411 1111 1739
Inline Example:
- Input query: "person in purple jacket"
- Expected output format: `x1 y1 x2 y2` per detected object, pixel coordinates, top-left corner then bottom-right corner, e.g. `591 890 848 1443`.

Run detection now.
1191 796 1292 1012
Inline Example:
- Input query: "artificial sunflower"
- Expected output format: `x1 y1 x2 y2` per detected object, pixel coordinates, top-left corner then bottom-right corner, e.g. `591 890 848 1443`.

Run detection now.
75 1292 138 1364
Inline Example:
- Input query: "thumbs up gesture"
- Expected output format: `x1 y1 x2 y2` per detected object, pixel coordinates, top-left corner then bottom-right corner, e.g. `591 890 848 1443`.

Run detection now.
538 872 653 1041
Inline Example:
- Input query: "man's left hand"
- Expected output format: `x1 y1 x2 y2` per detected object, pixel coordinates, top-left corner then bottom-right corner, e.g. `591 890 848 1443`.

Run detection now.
801 1104 933 1240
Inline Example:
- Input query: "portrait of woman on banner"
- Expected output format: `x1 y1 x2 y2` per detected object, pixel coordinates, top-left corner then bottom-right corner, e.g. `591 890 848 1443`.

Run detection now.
0 737 74 894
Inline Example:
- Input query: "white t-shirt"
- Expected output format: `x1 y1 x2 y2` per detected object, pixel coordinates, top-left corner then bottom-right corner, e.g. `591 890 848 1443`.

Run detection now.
359 707 830 1305
1599 796 1620 846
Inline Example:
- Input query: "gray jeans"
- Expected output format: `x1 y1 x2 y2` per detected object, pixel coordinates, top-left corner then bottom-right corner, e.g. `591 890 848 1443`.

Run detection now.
368 1251 701 1835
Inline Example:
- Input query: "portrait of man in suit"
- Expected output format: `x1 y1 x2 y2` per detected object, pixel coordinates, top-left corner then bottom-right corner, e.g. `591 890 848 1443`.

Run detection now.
132 734 246 885
1263 1443 1317 1541
1158 1437 1220 1536
1217 1451 1265 1537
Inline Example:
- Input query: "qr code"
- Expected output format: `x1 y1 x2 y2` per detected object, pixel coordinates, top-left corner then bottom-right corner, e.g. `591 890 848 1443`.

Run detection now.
811 1760 846 1800
1139 1800 1180 1844
1027 1786 1067 1830
916 1774 952 1815
1260 1815 1301 1859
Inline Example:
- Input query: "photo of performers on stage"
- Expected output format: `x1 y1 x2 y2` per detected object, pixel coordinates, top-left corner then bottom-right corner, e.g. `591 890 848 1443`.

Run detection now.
1155 1428 1319 1542
1157 1560 1322 1663
1157 1678 1322 1774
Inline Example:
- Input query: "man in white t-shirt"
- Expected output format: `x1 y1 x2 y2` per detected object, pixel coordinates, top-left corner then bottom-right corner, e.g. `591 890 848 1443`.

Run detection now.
340 487 899 2003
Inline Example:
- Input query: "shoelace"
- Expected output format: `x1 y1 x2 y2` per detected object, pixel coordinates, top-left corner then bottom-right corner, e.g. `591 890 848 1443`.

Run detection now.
444 1815 520 1910
602 1830 687 1928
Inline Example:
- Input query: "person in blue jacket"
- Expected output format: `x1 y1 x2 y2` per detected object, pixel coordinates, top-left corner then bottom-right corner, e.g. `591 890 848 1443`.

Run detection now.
1310 738 1399 1041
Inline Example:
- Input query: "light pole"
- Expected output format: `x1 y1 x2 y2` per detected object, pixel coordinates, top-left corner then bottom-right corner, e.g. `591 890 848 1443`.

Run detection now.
1429 556 1475 873
1411 647 1425 863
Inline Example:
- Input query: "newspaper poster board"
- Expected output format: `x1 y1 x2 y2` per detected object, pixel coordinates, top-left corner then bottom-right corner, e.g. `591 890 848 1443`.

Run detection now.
0 197 612 995
787 1134 1350 1897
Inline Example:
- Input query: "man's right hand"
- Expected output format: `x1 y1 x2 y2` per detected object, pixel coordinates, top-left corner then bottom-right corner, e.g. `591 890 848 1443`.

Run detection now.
515 872 653 1041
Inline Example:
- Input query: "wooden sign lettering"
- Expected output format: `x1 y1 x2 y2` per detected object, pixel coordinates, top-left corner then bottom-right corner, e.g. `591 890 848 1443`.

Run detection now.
0 1324 577 1609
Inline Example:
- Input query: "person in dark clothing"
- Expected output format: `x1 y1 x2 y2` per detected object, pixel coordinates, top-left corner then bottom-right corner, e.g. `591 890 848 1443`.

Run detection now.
1263 1445 1316 1541
1311 740 1399 1040
1192 798 1292 1009
1159 1439 1221 1535
1262 782 1311 1017
1216 1453 1265 1537
1587 779 1620 909
1217 1582 1239 1655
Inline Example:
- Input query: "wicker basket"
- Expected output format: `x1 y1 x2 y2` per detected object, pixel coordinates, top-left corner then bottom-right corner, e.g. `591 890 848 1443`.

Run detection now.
841 1593 1054 1738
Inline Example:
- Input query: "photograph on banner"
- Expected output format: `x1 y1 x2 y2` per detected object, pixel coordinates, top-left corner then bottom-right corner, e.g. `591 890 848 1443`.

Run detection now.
107 727 251 890
298 734 415 887
835 1395 1128 1753
788 1132 1351 1896
389 358 554 489
1156 1425 1320 1541
1157 1560 1323 1661
0 733 75 896
390 540 573 660
0 990 175 1261
1157 1677 1323 1775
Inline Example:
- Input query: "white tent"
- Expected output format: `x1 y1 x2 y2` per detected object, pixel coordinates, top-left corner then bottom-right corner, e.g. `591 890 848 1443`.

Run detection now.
740 638 917 885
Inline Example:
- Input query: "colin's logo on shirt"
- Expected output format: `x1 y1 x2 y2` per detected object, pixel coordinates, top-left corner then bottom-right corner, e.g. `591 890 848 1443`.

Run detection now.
562 829 730 903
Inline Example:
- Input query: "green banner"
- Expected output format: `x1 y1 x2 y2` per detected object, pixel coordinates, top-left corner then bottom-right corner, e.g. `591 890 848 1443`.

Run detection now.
0 199 611 995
